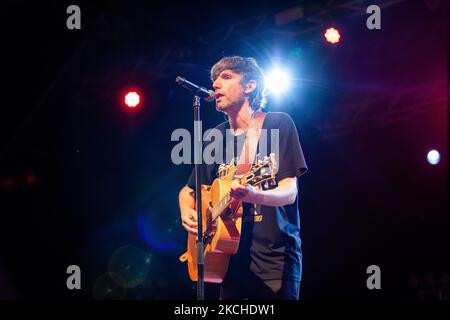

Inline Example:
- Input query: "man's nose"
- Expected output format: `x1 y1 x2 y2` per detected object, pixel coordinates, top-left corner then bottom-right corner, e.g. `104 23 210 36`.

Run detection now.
213 79 220 89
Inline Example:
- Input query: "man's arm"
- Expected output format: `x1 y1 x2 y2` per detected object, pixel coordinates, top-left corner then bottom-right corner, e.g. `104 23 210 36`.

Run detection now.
179 185 198 235
229 176 298 207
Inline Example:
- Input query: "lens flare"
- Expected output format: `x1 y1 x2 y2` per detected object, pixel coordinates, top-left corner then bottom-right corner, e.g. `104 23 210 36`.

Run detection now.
108 245 152 288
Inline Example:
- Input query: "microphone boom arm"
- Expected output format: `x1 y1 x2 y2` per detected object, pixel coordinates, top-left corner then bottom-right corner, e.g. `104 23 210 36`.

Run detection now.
176 76 215 102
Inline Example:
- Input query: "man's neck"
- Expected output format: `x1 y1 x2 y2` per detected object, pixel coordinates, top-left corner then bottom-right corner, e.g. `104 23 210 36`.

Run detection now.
226 103 255 135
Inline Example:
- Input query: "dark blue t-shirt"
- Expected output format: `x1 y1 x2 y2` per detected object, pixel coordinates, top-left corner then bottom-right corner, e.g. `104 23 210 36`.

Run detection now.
187 112 307 282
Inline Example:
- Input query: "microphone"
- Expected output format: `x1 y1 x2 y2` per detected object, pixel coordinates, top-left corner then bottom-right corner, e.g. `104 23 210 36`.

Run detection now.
175 76 215 102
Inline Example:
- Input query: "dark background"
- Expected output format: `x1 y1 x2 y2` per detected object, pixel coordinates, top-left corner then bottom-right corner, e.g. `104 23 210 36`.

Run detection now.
0 0 448 300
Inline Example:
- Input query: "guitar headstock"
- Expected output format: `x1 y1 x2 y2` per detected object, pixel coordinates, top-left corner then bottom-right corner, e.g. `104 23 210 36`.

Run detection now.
242 153 278 189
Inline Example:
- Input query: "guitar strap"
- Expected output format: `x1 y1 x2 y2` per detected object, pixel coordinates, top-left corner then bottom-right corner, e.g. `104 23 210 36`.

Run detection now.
228 111 266 215
235 111 266 175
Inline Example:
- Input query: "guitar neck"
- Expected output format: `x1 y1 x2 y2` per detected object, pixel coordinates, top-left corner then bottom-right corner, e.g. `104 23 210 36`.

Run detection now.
208 156 276 221
211 192 233 221
210 174 252 221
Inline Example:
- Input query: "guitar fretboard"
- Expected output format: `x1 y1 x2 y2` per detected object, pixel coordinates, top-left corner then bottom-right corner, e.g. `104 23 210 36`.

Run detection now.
210 175 250 221
208 158 275 223
211 193 232 221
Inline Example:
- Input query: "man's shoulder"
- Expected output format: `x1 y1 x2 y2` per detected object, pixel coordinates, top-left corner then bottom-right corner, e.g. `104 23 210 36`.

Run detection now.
212 120 228 132
203 121 228 140
265 111 295 127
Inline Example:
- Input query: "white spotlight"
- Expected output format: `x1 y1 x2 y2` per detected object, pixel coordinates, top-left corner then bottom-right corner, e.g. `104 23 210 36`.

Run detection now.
265 68 291 96
427 149 440 165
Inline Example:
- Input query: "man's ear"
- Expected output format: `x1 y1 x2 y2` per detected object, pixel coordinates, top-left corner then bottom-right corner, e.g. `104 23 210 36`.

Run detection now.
244 80 257 94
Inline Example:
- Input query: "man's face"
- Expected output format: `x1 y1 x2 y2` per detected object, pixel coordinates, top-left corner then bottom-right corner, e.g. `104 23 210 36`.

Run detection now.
212 69 246 112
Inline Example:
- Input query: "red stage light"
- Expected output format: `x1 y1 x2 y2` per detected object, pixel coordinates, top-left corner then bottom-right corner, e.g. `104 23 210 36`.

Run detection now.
124 91 140 108
26 173 37 186
324 27 341 44
2 177 15 189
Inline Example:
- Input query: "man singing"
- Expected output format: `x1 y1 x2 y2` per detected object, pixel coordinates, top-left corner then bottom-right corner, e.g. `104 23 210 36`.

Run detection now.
179 56 307 300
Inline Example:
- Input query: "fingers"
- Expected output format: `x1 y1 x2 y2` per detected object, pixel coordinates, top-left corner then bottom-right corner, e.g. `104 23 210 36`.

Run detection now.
190 209 197 222
183 224 198 235
229 187 247 200
230 178 246 191
181 208 198 235
182 218 198 235
231 174 244 186
182 216 198 229
230 180 239 189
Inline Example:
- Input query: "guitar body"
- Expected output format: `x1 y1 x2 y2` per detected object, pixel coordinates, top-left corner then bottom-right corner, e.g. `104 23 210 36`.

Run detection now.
179 174 243 283
179 151 277 284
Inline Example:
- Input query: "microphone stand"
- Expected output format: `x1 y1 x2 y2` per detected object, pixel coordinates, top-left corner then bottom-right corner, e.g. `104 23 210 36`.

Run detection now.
193 95 204 300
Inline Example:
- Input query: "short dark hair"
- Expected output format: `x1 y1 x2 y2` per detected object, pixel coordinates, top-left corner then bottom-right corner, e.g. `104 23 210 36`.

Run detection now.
210 56 267 111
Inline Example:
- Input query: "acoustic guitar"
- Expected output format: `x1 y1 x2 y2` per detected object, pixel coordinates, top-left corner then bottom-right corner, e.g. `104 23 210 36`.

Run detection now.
179 153 277 283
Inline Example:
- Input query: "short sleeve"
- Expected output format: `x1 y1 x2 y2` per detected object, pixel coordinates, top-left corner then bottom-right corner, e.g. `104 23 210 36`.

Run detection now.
186 162 216 191
275 113 308 182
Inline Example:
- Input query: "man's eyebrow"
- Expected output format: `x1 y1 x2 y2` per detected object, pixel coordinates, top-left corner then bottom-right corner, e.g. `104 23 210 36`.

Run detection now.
212 70 233 81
